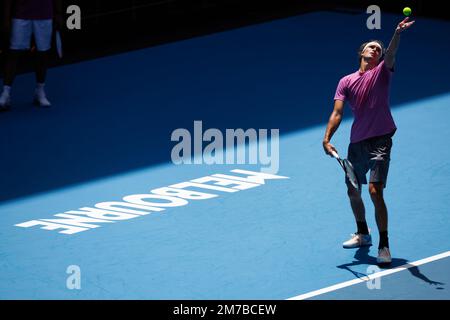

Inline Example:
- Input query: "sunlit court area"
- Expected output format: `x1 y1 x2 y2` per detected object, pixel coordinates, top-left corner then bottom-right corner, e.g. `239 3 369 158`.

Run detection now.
0 0 449 306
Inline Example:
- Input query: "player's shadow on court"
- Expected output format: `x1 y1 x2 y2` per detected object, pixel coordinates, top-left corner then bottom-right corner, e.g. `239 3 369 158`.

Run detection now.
337 247 445 289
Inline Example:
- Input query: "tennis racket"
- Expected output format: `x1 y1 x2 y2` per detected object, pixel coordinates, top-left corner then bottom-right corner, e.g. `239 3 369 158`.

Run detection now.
331 150 359 191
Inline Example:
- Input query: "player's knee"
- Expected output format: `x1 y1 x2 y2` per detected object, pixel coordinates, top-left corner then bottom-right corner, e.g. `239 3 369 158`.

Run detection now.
369 184 383 201
347 186 360 200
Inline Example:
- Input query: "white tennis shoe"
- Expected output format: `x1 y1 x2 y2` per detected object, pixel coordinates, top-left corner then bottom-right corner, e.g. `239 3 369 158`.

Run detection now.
0 90 11 110
377 247 392 264
34 88 51 107
342 233 372 248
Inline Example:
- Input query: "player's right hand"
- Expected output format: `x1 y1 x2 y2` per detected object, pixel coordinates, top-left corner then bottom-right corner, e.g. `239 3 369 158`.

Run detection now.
322 141 337 157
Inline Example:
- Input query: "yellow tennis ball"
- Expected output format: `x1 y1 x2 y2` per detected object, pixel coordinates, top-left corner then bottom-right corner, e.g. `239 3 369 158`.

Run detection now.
403 7 412 16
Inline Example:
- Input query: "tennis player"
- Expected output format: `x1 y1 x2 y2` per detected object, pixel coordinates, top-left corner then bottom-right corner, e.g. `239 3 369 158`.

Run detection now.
0 0 63 110
322 17 415 264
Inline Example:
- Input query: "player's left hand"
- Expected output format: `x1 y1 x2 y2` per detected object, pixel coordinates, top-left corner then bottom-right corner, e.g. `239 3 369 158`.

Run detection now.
396 17 415 34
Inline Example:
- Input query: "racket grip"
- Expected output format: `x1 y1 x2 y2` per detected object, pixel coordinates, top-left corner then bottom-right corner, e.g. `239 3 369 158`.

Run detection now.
331 151 339 159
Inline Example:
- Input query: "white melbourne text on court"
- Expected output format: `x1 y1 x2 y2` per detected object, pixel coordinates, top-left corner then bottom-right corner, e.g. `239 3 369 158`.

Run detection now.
15 169 289 235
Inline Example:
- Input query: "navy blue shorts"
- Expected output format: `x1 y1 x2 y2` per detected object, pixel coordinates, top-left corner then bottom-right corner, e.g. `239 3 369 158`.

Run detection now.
346 132 394 188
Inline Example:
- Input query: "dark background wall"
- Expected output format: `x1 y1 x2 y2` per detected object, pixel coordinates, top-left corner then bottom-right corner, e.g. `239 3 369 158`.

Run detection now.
0 0 448 75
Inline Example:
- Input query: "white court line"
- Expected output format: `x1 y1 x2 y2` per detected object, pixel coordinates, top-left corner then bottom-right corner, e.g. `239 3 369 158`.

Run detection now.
287 251 450 300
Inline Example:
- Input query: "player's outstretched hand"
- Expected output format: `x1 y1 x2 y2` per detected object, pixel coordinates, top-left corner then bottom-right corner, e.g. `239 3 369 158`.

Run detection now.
396 17 415 34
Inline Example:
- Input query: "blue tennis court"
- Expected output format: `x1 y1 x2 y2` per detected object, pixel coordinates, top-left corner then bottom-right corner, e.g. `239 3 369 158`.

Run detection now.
1 10 449 300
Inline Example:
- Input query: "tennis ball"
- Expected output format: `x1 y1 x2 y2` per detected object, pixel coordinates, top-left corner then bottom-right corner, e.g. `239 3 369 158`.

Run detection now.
403 7 412 16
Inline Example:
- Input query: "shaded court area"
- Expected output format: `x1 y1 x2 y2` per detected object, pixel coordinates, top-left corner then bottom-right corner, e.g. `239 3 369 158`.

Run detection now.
0 10 449 299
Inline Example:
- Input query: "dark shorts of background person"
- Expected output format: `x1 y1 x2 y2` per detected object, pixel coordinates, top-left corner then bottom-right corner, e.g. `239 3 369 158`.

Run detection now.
346 130 395 188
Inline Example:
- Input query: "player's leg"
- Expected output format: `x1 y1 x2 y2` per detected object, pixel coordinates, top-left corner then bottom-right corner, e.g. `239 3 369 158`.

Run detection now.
369 182 388 237
0 51 19 110
35 50 49 85
0 19 32 110
367 133 393 263
369 182 391 264
343 141 371 248
32 19 53 107
343 182 372 248
347 183 366 228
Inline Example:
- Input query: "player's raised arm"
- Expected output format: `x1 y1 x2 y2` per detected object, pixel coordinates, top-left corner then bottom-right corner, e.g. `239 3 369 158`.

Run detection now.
384 17 415 70
323 99 344 156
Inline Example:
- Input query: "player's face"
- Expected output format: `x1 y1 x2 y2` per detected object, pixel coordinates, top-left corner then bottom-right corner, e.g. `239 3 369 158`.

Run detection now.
362 42 382 62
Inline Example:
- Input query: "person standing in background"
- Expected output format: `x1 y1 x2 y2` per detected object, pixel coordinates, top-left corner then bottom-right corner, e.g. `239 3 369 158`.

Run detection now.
0 0 63 110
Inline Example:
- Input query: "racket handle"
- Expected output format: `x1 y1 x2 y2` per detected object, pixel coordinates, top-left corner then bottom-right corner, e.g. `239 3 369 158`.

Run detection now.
331 151 339 159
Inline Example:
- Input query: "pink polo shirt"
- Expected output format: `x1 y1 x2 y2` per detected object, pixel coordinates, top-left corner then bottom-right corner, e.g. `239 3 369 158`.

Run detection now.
334 60 397 143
